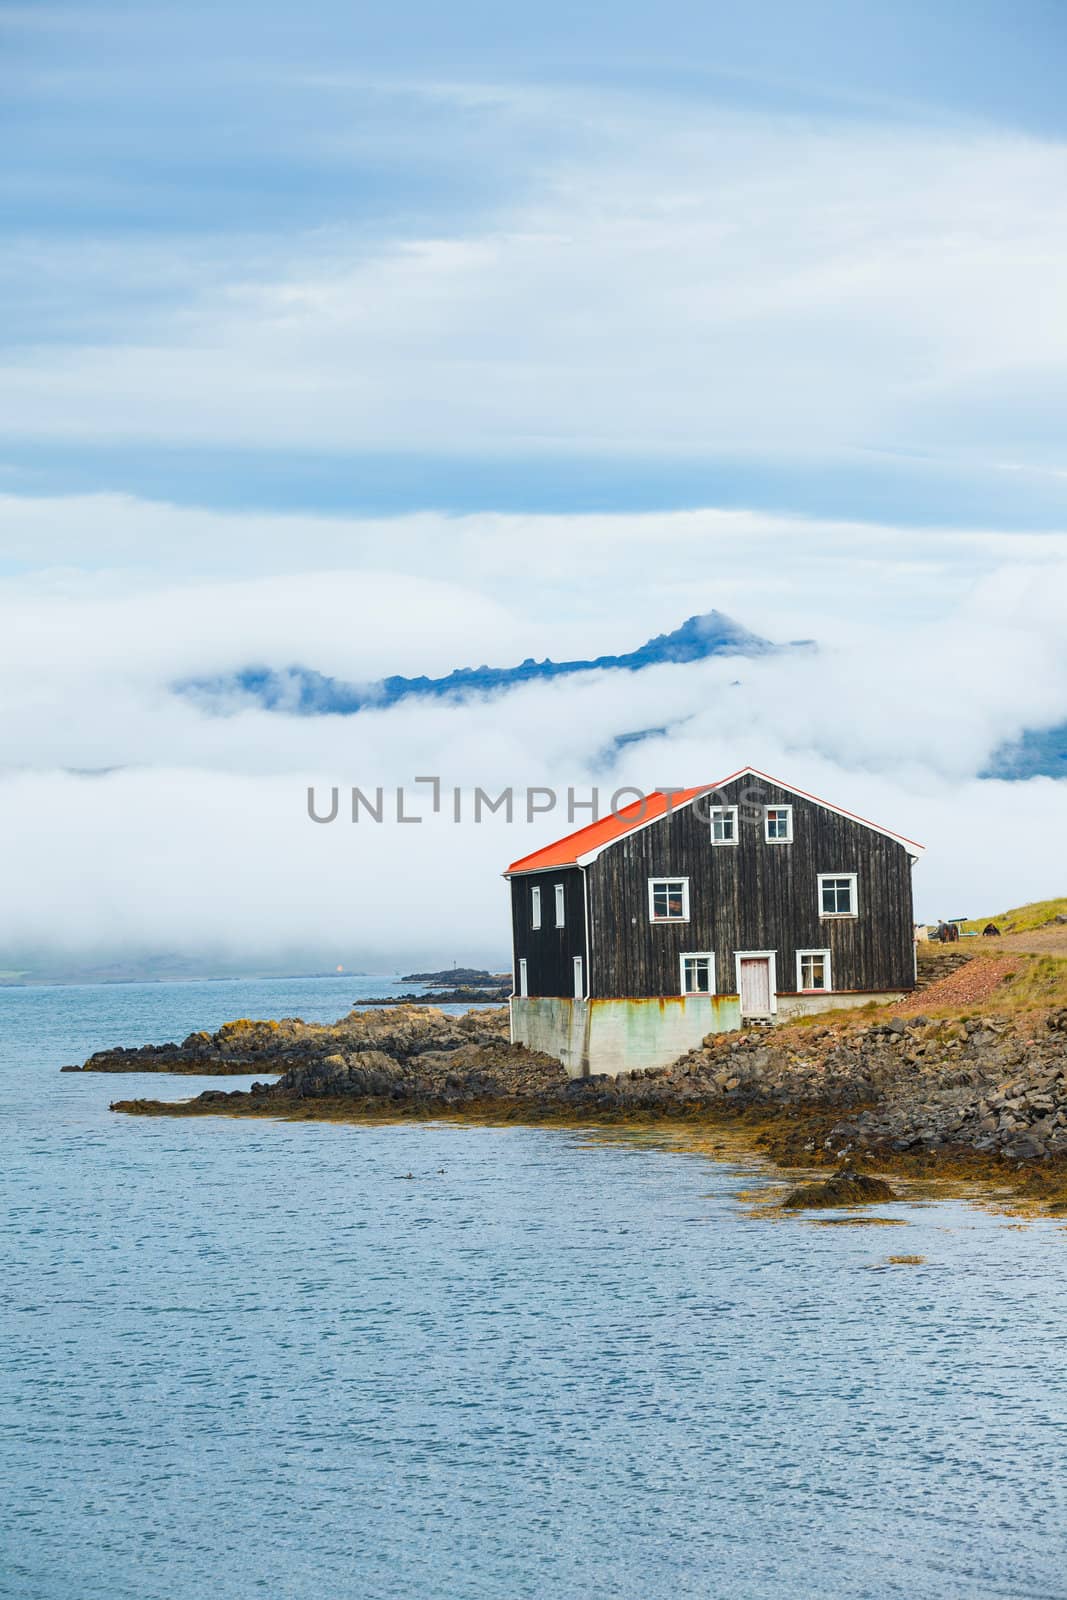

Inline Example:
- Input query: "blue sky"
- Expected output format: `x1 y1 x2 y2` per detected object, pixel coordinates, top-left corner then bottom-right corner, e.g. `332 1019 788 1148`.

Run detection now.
1 2 1066 969
4 0 1067 522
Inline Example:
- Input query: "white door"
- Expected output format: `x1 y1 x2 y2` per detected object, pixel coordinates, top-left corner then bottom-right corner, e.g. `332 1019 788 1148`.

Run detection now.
739 956 772 1017
573 956 584 998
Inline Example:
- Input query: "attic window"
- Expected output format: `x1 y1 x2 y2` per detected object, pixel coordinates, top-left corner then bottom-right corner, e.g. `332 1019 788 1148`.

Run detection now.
818 873 858 917
765 805 793 843
709 806 738 845
648 877 690 922
554 883 566 928
531 886 542 930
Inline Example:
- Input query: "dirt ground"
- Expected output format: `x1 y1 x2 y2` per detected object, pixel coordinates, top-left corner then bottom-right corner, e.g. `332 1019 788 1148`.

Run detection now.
993 924 1067 957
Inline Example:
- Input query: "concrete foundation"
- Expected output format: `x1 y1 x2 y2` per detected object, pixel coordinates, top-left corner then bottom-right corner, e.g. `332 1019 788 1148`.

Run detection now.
775 991 906 1021
512 991 910 1077
511 994 742 1078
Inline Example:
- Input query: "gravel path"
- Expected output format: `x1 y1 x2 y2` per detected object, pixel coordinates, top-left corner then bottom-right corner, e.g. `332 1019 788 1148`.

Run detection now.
904 956 1021 1011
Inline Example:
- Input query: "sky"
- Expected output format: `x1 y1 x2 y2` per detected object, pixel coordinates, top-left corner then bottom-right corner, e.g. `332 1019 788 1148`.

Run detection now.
2 0 1066 974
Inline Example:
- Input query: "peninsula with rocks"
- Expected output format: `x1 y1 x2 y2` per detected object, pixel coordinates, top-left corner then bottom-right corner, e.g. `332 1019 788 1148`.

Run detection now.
81 929 1067 1211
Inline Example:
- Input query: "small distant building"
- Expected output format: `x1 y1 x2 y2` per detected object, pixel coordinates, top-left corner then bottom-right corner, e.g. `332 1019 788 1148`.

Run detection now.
505 766 924 1078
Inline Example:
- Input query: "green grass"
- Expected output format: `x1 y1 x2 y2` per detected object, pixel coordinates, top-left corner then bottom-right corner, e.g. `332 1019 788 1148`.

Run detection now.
960 897 1067 936
995 955 1067 1012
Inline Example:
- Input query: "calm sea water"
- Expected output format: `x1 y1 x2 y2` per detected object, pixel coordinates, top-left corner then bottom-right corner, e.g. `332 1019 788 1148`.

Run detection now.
3 976 1067 1600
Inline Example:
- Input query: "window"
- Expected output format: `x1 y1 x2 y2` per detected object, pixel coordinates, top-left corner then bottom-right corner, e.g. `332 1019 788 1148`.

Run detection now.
797 949 832 992
531 886 541 930
680 952 715 995
818 873 858 917
709 805 738 845
573 956 584 998
554 883 566 928
518 958 528 997
648 877 690 922
764 805 793 843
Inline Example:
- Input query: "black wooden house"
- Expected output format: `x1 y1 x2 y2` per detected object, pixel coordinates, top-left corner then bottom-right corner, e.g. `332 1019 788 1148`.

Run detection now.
505 767 922 1076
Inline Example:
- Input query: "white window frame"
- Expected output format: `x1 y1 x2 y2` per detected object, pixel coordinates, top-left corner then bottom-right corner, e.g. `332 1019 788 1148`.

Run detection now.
517 958 528 998
764 804 793 844
530 885 541 930
679 951 716 996
818 872 859 918
573 955 584 998
647 876 691 923
734 950 779 1016
554 883 566 928
796 948 833 993
709 805 739 846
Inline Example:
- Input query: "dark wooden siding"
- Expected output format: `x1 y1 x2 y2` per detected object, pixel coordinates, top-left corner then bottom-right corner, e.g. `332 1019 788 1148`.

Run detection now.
586 777 915 998
510 867 588 997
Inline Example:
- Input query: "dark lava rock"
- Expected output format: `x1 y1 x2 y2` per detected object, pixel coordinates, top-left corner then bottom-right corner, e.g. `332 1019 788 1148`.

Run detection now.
781 1168 899 1209
104 999 1067 1179
70 1004 511 1074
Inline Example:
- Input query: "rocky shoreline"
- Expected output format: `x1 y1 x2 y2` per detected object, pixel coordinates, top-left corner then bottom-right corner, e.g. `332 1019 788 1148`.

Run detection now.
97 1000 1067 1205
355 987 510 1006
65 1008 513 1074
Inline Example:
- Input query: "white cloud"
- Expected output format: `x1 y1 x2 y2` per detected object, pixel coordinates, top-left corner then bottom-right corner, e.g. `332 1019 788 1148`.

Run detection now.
0 491 1064 965
4 488 1067 631
0 758 1060 973
3 99 1067 467
3 58 1065 975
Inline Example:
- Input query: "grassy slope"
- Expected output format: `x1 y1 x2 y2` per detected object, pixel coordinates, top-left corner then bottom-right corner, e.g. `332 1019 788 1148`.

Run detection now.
960 897 1067 935
995 955 1067 1012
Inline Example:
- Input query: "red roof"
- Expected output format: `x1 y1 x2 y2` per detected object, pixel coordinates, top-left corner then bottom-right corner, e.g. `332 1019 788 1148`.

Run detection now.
506 784 713 875
505 767 924 874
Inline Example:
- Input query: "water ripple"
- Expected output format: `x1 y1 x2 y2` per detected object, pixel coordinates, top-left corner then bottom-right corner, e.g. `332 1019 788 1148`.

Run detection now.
2 977 1067 1599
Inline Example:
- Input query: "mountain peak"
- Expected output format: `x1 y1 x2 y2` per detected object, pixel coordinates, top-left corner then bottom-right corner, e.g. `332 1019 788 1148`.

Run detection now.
177 607 807 717
631 610 778 665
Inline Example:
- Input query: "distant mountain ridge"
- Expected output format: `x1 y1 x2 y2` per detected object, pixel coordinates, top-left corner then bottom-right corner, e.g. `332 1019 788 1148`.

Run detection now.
179 608 814 716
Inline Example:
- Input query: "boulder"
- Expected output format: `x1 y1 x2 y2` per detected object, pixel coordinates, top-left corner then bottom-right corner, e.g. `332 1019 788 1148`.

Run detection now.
782 1168 899 1209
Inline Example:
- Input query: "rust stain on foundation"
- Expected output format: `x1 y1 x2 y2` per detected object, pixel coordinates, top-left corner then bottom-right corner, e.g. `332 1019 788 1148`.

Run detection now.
583 994 741 1017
